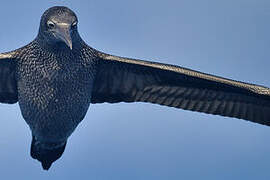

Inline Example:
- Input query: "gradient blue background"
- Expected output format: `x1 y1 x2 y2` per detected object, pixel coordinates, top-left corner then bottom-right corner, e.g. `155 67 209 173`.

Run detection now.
0 0 270 179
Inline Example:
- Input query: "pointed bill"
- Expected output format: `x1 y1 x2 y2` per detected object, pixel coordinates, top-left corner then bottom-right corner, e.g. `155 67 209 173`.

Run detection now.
55 24 73 50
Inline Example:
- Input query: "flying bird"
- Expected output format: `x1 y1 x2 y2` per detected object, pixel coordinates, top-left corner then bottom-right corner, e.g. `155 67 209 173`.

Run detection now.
1 6 270 170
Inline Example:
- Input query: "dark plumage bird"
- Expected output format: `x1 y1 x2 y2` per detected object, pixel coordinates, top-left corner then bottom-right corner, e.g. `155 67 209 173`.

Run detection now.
1 6 270 170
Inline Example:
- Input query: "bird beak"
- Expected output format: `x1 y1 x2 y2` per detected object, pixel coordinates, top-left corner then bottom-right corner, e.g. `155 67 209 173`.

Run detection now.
55 24 73 50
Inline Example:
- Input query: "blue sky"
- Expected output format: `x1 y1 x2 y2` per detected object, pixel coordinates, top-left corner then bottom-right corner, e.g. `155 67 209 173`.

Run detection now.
1 0 270 179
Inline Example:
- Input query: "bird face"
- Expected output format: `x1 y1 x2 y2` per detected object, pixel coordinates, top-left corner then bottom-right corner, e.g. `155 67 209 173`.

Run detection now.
39 6 79 50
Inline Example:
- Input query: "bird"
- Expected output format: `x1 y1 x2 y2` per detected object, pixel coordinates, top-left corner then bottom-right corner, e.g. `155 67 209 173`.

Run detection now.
1 6 270 170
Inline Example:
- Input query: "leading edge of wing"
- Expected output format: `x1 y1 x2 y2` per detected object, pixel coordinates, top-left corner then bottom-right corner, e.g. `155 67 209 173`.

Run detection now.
98 52 270 97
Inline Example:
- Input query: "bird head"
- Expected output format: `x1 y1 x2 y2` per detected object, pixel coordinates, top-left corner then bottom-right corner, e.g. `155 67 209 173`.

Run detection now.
38 6 79 50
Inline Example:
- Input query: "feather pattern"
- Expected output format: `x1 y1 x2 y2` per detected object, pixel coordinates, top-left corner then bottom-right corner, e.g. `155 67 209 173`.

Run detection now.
91 52 270 126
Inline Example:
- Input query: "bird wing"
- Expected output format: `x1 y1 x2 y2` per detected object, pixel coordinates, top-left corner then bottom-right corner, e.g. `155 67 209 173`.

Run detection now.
91 52 270 126
0 53 18 104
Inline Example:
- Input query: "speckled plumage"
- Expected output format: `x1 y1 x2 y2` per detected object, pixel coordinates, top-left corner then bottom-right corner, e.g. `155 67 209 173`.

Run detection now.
3 6 100 169
2 6 270 170
16 40 96 142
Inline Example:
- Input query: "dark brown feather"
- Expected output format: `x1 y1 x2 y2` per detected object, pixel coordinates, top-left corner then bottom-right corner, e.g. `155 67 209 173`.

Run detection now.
0 54 18 104
91 52 270 126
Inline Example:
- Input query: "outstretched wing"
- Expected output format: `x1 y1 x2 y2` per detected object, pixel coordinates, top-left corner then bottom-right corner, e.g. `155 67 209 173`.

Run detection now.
0 53 18 104
91 52 270 126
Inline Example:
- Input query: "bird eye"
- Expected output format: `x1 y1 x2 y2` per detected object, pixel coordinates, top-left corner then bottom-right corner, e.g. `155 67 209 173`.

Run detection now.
71 22 77 28
47 21 55 28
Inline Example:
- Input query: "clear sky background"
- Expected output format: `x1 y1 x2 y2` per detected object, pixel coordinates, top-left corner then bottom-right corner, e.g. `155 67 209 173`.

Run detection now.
0 0 270 179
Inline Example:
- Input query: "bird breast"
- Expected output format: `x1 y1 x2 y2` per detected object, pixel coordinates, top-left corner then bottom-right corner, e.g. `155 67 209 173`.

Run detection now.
17 54 95 141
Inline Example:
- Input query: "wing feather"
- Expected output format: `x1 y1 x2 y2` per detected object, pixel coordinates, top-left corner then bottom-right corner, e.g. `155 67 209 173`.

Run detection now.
0 53 18 104
91 52 270 126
